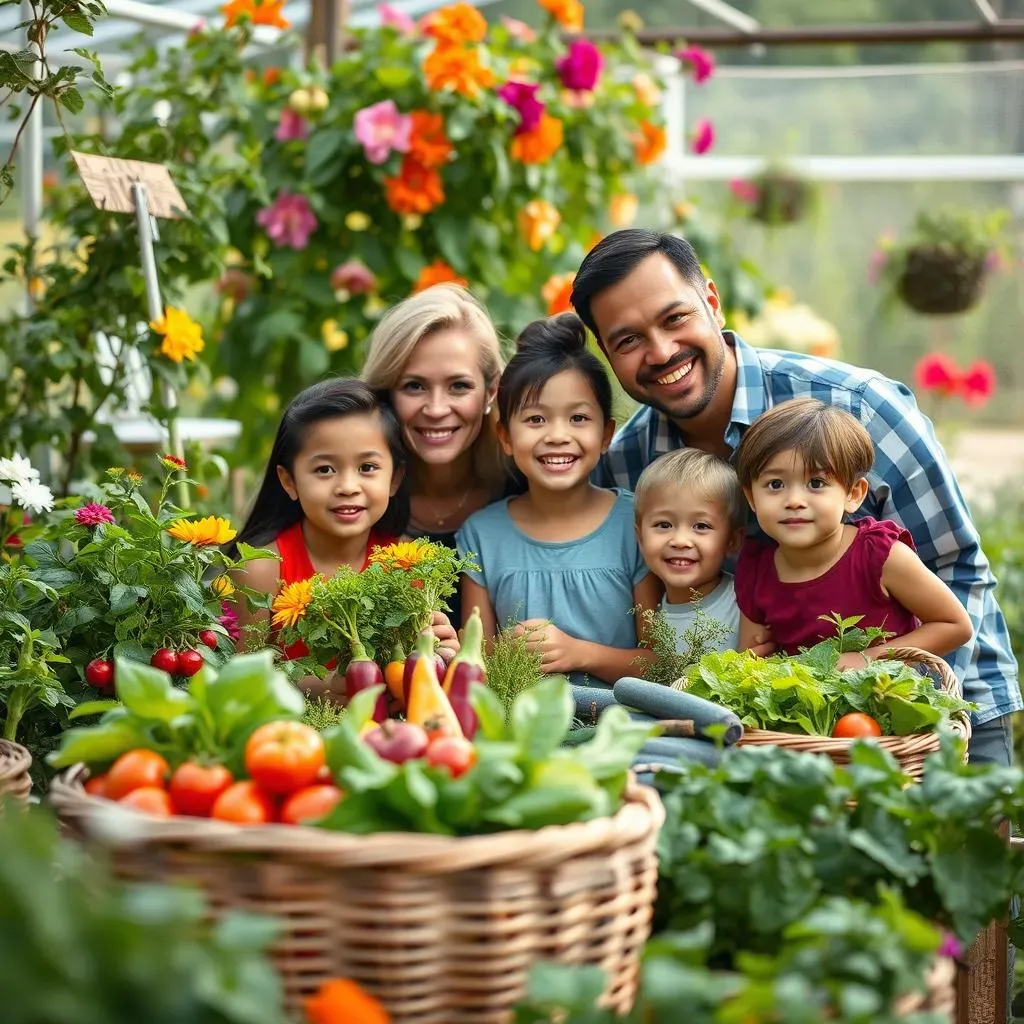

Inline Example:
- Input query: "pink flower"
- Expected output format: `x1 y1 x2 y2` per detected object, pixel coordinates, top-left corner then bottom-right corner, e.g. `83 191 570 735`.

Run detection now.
501 15 536 41
555 39 603 93
256 191 318 250
961 360 996 407
729 178 759 204
330 260 377 298
75 503 116 527
378 2 416 34
498 80 545 135
678 45 715 84
938 933 964 960
914 352 961 397
219 601 241 643
275 107 309 143
354 99 412 164
690 118 715 155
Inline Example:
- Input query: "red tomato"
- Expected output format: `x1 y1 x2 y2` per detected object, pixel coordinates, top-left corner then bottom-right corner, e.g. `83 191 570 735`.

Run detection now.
169 761 234 817
280 784 343 825
244 721 325 794
84 772 109 798
176 648 205 678
425 736 477 778
832 713 883 739
119 786 174 817
199 629 219 650
85 658 114 689
151 647 180 675
211 780 277 825
105 749 170 801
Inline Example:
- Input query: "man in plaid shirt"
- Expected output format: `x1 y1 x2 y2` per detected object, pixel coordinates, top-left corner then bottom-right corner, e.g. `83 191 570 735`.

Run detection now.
572 228 1020 764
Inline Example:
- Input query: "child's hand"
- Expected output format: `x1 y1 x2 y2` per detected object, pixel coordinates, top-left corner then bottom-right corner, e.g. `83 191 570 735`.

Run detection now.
515 619 579 674
747 626 776 658
429 609 460 665
836 649 876 672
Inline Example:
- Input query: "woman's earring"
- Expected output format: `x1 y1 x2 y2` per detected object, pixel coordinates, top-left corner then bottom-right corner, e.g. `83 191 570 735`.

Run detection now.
485 403 493 415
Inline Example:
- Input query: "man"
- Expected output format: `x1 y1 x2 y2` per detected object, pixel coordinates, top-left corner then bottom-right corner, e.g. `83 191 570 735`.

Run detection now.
571 227 1021 765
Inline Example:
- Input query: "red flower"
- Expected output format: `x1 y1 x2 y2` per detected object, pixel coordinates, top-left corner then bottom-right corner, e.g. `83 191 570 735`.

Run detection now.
677 45 715 84
960 360 995 407
914 352 961 397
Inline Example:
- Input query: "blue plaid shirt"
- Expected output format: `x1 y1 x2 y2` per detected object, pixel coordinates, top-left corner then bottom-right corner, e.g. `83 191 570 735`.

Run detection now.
595 332 1021 727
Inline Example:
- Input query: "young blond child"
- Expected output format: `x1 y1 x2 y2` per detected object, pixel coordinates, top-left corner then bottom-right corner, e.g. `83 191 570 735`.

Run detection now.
634 449 748 654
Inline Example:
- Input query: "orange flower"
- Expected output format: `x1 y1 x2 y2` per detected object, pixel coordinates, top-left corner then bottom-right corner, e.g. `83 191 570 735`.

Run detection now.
542 272 574 315
423 44 495 97
408 111 452 169
413 260 468 293
609 192 638 227
420 2 487 45
510 113 563 164
369 539 436 570
384 156 445 215
221 0 290 29
517 199 561 251
263 66 281 86
305 978 389 1024
538 0 583 31
633 120 667 166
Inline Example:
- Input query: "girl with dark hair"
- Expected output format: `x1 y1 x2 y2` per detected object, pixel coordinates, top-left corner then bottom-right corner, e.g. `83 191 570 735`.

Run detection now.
231 378 459 685
456 313 661 686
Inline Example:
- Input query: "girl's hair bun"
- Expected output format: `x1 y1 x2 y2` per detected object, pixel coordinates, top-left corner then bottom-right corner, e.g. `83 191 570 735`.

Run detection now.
515 312 587 357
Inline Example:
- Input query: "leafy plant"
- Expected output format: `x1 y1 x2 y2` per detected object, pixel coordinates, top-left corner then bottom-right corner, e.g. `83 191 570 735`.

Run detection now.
633 598 733 688
0 803 289 1024
484 615 549 720
301 695 347 732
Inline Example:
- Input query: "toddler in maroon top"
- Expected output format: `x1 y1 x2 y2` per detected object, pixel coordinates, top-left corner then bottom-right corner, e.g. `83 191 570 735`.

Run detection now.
733 398 972 669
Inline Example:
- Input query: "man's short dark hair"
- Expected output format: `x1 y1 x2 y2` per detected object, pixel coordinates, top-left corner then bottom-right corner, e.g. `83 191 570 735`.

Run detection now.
570 229 706 341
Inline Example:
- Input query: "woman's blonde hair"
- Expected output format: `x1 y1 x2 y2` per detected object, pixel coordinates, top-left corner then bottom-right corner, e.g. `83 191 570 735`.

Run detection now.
361 284 506 493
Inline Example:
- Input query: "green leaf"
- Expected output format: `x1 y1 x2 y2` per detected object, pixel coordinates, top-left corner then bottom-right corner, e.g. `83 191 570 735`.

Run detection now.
433 214 468 271
305 129 346 184
58 87 84 115
61 12 95 35
511 674 573 762
204 651 304 742
470 682 506 740
374 66 415 89
68 699 121 720
114 658 194 724
109 583 147 615
323 718 397 789
48 718 149 768
484 781 605 829
573 706 658 781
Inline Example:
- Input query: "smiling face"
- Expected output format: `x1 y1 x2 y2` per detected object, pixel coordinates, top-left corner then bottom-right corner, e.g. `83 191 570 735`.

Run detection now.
636 484 743 603
499 368 614 494
390 327 495 469
276 412 401 544
744 450 868 551
589 253 733 427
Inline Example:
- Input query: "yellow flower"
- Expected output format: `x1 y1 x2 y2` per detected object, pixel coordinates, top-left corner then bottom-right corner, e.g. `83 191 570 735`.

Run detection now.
166 516 237 546
345 211 371 232
272 578 313 628
369 539 434 570
150 306 206 364
321 319 350 352
609 193 639 228
517 199 561 252
211 574 235 597
402 214 423 232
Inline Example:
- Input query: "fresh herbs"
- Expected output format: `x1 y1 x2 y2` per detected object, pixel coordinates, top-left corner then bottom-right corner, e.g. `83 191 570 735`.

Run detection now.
633 598 733 688
301 696 347 732
483 617 549 720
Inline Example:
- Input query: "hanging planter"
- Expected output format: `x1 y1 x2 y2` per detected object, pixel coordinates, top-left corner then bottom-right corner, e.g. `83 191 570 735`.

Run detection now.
732 165 813 226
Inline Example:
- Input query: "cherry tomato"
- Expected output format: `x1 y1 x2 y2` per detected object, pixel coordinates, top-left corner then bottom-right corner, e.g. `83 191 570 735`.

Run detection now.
169 761 233 817
425 736 477 778
199 629 219 650
84 772 109 798
105 749 170 801
119 786 174 817
85 658 114 689
244 721 325 794
832 713 883 739
211 780 277 825
280 784 343 825
177 648 205 678
151 647 180 675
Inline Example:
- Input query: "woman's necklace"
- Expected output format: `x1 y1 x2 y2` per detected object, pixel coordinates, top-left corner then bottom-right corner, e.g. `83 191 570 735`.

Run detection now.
417 484 475 529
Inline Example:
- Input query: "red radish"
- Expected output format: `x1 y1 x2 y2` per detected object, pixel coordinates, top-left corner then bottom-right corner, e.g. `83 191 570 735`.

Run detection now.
151 648 180 674
177 648 204 677
199 629 219 650
364 721 429 764
85 658 114 690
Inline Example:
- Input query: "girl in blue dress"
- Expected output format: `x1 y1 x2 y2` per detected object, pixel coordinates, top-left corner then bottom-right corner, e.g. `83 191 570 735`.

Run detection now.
456 313 661 686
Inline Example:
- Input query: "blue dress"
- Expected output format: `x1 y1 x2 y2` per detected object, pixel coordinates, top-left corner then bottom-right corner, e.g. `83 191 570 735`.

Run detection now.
455 489 650 687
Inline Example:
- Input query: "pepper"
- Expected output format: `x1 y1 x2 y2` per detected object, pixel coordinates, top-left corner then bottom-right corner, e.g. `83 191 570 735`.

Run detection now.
384 638 406 704
441 606 485 739
344 628 388 722
405 631 463 737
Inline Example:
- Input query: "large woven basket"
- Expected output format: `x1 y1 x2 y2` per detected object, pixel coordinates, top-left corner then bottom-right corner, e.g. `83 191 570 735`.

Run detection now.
736 646 971 781
50 769 664 1023
0 739 32 808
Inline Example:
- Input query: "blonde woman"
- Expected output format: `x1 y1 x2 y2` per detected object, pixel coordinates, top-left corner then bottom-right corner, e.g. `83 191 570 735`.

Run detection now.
362 284 512 626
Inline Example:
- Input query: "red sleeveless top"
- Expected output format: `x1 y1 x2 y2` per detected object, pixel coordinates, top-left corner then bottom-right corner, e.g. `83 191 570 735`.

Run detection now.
734 517 919 655
275 521 395 661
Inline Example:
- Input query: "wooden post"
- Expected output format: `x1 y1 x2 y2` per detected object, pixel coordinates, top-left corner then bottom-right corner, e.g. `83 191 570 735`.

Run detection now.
305 0 351 64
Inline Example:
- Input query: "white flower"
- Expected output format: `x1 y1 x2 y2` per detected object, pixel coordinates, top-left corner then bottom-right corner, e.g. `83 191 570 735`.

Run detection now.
0 454 40 487
11 479 54 514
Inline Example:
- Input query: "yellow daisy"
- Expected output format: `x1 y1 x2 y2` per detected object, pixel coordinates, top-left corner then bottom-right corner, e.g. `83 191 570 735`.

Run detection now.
166 516 237 546
151 306 206 364
368 539 435 571
211 574 236 597
271 578 313 628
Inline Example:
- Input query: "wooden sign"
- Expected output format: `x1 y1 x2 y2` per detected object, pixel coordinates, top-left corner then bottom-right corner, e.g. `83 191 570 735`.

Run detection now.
70 152 189 219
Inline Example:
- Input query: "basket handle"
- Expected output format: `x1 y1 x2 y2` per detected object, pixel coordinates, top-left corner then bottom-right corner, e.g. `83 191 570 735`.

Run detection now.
880 645 962 699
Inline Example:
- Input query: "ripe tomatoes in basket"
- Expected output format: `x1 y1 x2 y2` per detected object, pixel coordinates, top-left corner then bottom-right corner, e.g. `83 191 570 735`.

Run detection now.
105 749 170 801
425 736 477 778
169 761 234 817
119 786 174 817
211 780 277 824
831 713 883 739
280 784 343 825
244 721 325 794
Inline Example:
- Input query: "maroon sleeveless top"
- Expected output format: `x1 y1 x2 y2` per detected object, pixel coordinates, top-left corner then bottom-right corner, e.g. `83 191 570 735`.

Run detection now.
734 517 919 655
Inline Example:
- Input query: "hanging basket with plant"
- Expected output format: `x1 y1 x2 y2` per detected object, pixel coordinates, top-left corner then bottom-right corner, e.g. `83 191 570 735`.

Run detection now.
732 164 813 226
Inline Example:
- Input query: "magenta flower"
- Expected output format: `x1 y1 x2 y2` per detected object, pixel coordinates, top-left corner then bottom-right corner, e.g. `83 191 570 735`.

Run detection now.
75 503 116 527
256 192 318 250
354 99 412 164
938 933 964 960
219 601 241 643
690 118 715 155
678 45 716 84
555 39 604 92
729 178 759 204
330 260 377 298
498 80 545 135
275 107 309 143
378 2 416 34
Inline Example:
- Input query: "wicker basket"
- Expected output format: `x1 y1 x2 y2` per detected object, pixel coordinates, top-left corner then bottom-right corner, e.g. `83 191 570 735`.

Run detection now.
50 769 664 1023
897 245 987 316
0 739 32 808
736 646 971 781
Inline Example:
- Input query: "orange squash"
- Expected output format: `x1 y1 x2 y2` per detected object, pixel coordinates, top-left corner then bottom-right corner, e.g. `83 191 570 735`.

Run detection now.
405 631 463 737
